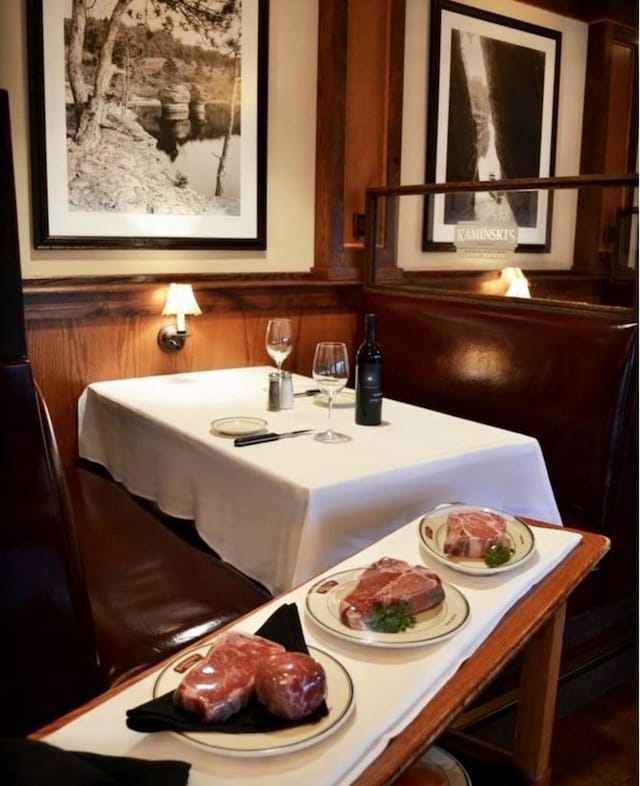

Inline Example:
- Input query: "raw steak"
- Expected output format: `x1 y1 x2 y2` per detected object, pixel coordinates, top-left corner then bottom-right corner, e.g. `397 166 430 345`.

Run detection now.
340 557 444 630
255 652 326 720
375 566 445 614
443 509 507 558
173 631 284 722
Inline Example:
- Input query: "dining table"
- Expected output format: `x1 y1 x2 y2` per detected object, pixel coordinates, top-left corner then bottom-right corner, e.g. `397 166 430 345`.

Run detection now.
78 365 562 594
32 513 609 786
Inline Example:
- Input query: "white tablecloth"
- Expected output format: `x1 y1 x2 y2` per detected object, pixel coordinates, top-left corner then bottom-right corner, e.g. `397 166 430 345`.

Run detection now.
78 366 561 593
43 518 581 786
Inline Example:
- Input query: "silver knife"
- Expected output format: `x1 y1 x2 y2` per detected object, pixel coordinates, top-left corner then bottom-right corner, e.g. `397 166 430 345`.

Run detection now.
234 429 313 447
293 388 321 397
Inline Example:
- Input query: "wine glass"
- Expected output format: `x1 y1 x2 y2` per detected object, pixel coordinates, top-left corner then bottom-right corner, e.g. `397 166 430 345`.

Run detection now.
312 342 350 443
265 318 293 375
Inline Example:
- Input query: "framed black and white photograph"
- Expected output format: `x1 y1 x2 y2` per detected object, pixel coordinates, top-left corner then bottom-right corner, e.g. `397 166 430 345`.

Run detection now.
27 0 268 250
423 0 561 252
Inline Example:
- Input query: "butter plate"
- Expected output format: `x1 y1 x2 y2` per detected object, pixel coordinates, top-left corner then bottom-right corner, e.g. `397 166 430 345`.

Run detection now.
313 390 356 408
210 417 268 437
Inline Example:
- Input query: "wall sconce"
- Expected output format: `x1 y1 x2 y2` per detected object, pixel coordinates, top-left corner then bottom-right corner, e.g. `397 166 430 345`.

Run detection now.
157 283 202 352
500 266 531 298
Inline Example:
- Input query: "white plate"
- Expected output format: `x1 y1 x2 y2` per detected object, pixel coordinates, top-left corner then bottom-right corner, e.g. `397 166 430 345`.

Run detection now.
305 567 469 648
418 504 536 576
414 745 472 785
153 644 354 757
210 417 268 436
313 389 356 407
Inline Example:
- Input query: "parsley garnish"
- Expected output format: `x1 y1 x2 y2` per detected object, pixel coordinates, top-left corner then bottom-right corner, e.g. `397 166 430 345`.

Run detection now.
366 602 416 633
484 542 515 567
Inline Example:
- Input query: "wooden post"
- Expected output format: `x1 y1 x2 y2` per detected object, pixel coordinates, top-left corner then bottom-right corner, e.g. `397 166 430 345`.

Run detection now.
513 602 567 784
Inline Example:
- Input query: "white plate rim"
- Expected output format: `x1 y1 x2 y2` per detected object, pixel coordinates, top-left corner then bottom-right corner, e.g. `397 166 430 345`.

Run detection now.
210 416 268 436
153 644 355 758
305 567 469 648
419 745 472 786
418 504 536 576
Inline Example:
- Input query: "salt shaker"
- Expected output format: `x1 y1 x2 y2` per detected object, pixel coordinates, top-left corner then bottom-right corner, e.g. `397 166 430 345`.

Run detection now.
280 371 294 409
267 372 281 411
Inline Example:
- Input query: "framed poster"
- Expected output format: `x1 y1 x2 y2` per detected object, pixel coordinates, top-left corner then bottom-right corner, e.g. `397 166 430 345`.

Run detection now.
27 0 268 250
423 0 561 252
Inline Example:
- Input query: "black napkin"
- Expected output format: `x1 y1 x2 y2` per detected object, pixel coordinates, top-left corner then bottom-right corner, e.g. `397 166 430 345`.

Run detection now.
126 603 328 734
0 737 190 786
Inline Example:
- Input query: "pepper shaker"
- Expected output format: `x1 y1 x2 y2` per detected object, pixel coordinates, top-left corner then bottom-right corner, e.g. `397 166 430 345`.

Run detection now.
280 371 294 409
267 372 281 411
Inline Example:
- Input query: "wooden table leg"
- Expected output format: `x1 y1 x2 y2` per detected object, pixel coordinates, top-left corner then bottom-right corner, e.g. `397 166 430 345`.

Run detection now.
513 602 567 785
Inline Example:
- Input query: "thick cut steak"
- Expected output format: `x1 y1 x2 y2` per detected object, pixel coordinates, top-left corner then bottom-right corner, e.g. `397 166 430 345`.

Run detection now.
255 652 326 720
173 632 284 722
443 509 507 558
340 557 444 630
375 566 444 614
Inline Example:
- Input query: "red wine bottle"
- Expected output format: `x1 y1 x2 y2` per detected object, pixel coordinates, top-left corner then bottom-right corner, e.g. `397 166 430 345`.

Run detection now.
355 313 383 425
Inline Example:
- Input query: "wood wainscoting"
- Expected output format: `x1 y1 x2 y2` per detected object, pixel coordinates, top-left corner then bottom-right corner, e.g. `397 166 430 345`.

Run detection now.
24 276 361 470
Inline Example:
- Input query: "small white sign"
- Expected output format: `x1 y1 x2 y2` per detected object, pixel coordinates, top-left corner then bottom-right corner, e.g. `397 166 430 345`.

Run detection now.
454 220 519 259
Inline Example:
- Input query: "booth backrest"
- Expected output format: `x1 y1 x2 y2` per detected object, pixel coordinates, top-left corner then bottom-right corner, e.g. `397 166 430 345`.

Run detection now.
0 360 102 735
362 289 638 601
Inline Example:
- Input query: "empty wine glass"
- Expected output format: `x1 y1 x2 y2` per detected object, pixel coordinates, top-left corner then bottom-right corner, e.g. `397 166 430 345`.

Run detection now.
265 318 293 375
312 342 350 443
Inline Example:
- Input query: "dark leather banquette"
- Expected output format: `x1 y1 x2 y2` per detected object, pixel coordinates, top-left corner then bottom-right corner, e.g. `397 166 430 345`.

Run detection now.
0 359 271 736
361 287 638 609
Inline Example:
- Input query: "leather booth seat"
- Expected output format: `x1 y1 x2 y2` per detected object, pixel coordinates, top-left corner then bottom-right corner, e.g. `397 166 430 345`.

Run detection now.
68 467 271 687
0 359 271 736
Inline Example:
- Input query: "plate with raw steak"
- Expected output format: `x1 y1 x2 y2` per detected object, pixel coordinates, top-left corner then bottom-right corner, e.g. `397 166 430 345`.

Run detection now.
305 557 469 647
152 638 354 757
419 504 535 575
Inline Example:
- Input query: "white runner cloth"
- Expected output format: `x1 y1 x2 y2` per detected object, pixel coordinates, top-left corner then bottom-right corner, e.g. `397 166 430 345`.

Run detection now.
44 519 581 785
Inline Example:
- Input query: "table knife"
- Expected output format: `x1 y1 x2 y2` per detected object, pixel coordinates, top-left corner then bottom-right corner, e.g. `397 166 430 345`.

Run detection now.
234 429 313 447
294 388 321 397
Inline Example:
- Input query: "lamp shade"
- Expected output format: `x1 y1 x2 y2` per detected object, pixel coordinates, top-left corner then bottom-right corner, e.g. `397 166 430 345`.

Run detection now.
162 283 202 318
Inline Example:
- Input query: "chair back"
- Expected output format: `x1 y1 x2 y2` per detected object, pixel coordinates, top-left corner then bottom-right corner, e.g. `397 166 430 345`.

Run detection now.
0 359 102 735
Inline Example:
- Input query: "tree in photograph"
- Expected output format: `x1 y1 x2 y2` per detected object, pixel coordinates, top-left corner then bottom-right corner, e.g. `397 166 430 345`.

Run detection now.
67 0 242 152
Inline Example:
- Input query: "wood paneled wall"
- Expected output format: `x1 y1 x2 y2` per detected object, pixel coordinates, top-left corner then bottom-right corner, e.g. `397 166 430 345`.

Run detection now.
26 280 360 469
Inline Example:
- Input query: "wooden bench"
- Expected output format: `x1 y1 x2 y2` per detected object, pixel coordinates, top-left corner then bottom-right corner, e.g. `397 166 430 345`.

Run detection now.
361 288 638 611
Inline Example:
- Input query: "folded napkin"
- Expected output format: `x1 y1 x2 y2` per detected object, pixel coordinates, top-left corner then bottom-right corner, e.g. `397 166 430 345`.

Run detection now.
126 603 328 734
0 737 190 786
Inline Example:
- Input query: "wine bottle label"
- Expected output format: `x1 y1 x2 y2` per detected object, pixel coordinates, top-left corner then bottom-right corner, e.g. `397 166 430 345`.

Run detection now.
357 364 382 393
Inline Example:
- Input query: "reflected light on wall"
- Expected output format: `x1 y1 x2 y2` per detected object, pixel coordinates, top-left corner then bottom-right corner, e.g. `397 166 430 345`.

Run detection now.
157 283 202 352
501 266 531 298
452 344 510 382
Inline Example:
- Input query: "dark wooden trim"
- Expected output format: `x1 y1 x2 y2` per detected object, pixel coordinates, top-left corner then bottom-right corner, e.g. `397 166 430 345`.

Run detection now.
367 173 638 198
313 0 350 279
517 0 637 28
363 278 636 319
312 0 406 282
23 274 363 321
